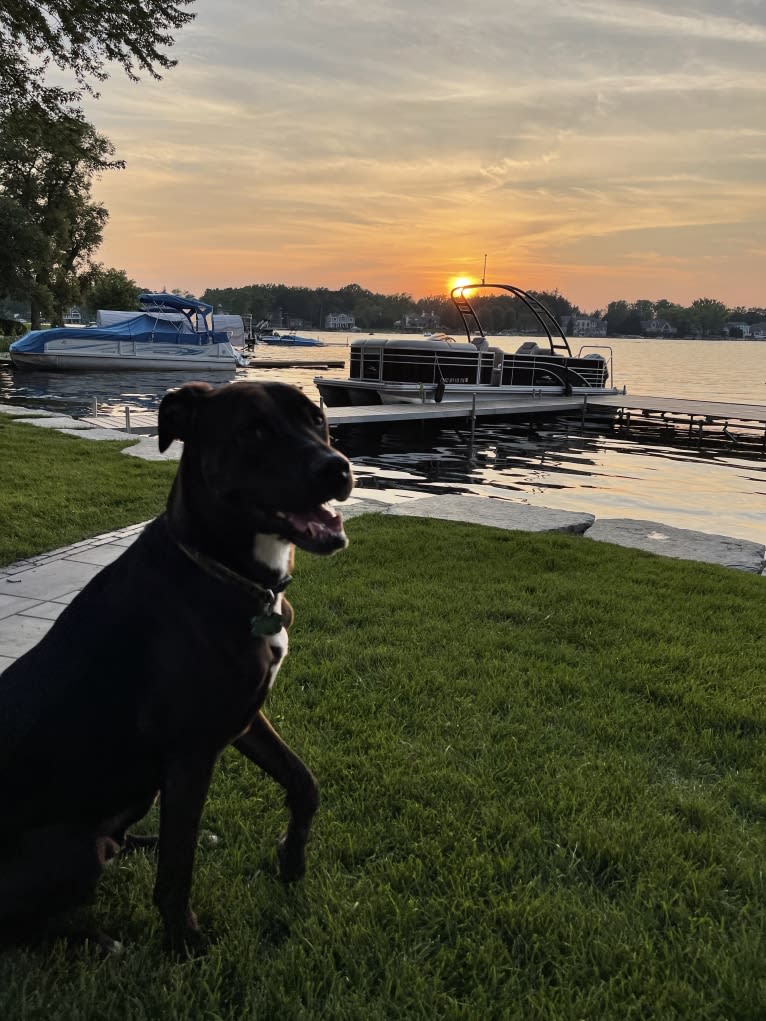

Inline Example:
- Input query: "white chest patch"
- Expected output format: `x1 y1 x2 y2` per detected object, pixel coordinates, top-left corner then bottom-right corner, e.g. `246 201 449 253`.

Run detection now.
253 534 292 578
253 534 292 691
266 593 289 691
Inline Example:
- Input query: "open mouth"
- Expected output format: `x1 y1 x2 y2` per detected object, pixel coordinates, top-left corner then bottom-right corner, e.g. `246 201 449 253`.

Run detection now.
275 502 347 553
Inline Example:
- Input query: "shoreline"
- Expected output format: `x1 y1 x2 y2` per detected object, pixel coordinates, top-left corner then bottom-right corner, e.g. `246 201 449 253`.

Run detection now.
1 491 764 671
1 403 764 577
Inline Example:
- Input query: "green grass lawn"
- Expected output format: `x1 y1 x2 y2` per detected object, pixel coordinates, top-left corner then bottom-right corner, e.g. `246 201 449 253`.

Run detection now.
0 415 175 564
0 416 765 1018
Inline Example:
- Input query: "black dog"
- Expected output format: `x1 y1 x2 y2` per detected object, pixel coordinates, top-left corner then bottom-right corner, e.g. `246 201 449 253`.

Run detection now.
0 380 353 952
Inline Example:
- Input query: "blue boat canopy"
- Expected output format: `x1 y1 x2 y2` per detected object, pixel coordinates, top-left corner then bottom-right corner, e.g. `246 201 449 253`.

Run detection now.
139 292 213 317
10 313 228 355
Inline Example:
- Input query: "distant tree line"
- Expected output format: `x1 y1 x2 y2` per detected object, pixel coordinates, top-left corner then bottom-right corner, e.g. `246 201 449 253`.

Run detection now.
200 283 415 332
198 284 580 333
414 289 578 335
199 283 764 338
604 298 765 338
6 274 765 341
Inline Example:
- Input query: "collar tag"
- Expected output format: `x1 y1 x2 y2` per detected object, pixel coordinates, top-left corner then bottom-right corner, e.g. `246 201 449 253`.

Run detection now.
250 609 285 637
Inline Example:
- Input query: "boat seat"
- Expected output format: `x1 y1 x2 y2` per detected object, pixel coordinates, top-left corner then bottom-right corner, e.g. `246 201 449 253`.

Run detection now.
515 341 547 356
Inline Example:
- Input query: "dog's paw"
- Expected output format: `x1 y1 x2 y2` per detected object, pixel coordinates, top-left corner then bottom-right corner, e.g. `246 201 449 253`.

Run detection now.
163 924 208 959
160 910 210 955
46 924 124 960
91 931 125 957
276 834 306 883
96 835 122 865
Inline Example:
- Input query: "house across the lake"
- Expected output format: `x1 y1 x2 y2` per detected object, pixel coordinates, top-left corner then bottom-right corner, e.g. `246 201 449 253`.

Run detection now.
63 306 83 325
561 314 608 338
641 318 677 337
724 321 752 338
325 312 355 330
395 311 441 333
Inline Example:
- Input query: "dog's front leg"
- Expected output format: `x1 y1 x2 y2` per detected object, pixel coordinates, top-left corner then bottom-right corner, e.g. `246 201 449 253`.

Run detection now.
234 712 318 881
153 752 217 955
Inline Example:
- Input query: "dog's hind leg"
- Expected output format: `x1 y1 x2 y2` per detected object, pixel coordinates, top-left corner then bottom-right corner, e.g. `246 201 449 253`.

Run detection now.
234 712 319 881
0 825 119 941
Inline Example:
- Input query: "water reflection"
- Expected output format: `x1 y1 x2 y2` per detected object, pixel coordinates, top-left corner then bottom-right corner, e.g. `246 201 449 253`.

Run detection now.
333 417 766 545
0 363 243 418
2 338 766 545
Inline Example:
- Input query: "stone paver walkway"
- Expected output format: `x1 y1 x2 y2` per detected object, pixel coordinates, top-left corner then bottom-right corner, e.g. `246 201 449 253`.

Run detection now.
1 405 763 671
0 524 146 672
1 492 763 671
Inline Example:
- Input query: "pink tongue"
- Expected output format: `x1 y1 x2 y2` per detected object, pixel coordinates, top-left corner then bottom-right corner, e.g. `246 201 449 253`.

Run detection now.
284 505 342 537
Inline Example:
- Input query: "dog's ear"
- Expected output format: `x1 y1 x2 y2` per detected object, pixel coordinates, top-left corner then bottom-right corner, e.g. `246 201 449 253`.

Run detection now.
158 381 214 452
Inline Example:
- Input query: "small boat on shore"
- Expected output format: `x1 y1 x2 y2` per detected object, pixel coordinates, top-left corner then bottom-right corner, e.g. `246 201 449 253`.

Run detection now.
314 283 619 406
10 293 248 372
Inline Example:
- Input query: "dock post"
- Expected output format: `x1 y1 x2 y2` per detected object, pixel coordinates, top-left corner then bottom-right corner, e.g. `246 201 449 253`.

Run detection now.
92 397 98 417
581 395 588 430
125 407 131 434
468 395 477 456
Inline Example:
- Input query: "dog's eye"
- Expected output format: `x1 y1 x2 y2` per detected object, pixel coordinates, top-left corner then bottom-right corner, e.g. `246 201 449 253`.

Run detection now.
243 423 264 444
313 412 326 431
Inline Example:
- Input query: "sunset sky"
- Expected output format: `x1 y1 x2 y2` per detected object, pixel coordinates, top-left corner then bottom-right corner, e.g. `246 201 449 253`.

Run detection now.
81 0 765 311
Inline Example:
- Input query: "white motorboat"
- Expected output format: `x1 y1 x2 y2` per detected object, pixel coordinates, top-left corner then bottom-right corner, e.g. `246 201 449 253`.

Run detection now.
10 293 248 372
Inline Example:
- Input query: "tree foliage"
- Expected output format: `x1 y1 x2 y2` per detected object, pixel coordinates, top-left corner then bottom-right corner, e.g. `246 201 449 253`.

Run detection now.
81 265 141 316
0 101 123 326
0 194 47 302
0 3 194 325
0 0 195 104
201 282 415 331
605 296 734 338
688 297 729 337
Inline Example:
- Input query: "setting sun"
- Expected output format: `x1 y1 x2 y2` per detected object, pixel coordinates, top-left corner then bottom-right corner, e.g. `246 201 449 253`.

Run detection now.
448 276 477 294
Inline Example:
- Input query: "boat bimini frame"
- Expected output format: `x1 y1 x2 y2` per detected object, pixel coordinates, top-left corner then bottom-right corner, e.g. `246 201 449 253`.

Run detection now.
451 282 573 356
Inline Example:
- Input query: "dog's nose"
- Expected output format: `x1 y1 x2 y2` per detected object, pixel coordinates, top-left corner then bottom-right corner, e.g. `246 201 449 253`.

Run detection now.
316 451 353 499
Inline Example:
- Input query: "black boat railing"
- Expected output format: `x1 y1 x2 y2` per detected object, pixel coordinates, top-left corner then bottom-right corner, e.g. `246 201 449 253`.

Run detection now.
450 283 573 357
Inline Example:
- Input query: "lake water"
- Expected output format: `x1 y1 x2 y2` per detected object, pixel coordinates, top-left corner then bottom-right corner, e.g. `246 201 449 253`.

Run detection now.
2 336 766 546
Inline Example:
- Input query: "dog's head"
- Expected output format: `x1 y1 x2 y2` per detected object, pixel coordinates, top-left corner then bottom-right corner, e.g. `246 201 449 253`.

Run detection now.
158 381 353 554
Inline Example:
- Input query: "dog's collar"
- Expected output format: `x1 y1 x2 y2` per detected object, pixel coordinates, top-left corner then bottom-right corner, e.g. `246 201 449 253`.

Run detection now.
172 537 292 637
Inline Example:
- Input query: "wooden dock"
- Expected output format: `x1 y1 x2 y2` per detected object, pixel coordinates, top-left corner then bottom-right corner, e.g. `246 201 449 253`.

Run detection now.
80 394 591 435
324 393 766 454
587 393 766 423
324 394 594 426
246 359 345 369
77 393 766 454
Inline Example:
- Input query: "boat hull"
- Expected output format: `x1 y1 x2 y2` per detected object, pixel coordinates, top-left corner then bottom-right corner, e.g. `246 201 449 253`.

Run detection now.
261 337 324 347
10 303 247 372
314 377 619 407
315 332 617 407
10 340 241 372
